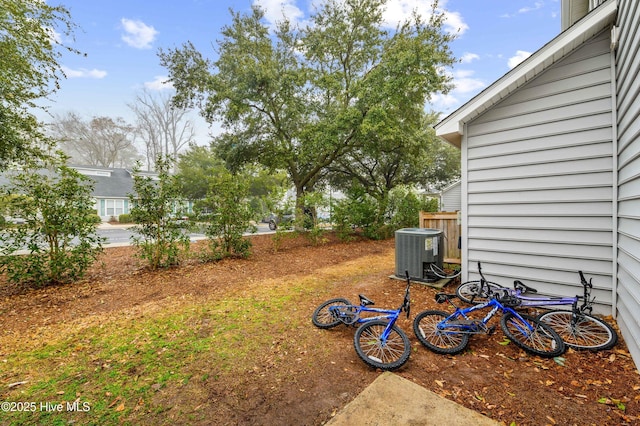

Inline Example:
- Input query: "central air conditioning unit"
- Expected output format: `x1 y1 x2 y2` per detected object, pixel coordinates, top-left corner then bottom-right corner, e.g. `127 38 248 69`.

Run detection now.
395 228 444 283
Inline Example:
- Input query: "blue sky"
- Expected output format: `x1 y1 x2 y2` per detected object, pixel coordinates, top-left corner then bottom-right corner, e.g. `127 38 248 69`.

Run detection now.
43 0 563 145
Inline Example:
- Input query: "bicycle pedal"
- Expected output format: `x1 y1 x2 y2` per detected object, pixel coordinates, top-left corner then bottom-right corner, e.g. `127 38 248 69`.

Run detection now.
487 325 496 335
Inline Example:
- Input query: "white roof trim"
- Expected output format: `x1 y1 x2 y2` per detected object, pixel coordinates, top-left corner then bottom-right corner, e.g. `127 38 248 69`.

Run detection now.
435 0 617 148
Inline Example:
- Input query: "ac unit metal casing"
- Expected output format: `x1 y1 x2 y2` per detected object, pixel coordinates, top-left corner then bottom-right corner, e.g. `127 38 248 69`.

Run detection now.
395 228 444 283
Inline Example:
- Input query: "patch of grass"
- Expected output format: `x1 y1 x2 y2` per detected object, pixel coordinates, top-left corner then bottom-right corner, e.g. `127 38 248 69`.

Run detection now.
1 286 305 425
1 253 392 425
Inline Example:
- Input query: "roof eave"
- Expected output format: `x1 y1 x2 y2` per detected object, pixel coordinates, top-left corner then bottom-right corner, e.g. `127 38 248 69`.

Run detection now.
434 0 617 147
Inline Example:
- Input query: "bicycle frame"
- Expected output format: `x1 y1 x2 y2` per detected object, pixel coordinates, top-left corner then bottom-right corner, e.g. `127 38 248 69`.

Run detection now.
475 262 595 315
329 305 402 340
328 275 411 341
436 294 535 335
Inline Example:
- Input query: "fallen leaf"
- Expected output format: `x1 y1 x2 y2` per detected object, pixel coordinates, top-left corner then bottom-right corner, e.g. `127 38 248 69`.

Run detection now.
115 403 125 412
108 397 121 408
435 380 445 387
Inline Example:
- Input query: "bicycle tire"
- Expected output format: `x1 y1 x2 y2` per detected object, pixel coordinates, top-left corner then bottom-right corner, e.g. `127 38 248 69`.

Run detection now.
311 298 351 329
537 310 618 351
413 310 469 355
353 320 410 371
500 312 565 358
456 280 504 304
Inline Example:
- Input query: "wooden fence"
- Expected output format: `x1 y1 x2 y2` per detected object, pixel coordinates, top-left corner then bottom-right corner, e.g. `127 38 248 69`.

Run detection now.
418 211 461 263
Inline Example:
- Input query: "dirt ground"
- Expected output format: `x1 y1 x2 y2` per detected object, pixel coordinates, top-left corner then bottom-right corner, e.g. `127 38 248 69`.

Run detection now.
1 233 639 425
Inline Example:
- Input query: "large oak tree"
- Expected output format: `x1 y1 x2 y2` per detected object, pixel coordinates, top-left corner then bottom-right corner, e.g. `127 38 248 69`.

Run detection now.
159 0 456 213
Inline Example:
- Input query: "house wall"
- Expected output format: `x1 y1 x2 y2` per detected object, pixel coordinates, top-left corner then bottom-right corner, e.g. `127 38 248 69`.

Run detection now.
614 0 640 370
463 30 615 311
441 182 461 212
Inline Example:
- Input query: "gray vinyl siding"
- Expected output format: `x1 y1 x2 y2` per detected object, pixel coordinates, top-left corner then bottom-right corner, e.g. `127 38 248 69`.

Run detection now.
441 182 461 211
615 0 640 370
464 30 615 310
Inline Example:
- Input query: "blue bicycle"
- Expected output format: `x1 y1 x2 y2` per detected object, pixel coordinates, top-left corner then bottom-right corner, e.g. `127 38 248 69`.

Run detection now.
413 286 566 358
311 272 412 371
455 262 618 351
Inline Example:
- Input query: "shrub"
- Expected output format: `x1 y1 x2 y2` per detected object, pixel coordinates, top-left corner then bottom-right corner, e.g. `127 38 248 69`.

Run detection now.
0 164 104 286
118 213 133 223
129 157 190 269
199 171 255 260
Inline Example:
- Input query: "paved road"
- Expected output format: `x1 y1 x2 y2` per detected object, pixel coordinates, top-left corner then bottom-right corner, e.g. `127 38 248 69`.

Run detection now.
98 223 273 246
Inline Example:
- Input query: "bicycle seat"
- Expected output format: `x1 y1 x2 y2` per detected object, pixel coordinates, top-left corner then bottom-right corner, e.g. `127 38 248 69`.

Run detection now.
359 294 375 306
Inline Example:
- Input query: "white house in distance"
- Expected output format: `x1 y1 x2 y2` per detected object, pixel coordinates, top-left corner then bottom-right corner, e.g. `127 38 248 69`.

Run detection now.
435 0 640 368
439 181 461 212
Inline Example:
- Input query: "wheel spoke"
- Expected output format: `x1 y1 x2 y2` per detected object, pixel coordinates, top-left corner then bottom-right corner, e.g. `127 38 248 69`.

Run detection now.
538 310 616 351
354 320 411 370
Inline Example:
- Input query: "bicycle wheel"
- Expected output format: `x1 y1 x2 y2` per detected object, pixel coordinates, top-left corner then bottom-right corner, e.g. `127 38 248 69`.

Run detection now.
311 298 351 329
413 310 469 355
501 312 565 358
353 320 410 371
537 310 618 351
456 280 504 304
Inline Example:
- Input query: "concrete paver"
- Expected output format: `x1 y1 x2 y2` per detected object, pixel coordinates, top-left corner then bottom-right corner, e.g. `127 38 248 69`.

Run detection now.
326 372 499 426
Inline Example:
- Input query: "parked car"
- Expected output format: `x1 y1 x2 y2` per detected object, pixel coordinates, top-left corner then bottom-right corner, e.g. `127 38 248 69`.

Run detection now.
265 213 294 230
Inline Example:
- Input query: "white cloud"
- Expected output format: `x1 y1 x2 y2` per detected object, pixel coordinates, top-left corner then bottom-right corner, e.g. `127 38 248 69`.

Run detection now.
255 0 468 35
254 0 305 30
518 1 544 14
460 52 479 64
430 92 459 109
502 1 545 18
451 69 485 94
508 50 532 68
380 0 468 35
120 18 158 49
144 75 174 91
62 66 107 79
428 69 486 113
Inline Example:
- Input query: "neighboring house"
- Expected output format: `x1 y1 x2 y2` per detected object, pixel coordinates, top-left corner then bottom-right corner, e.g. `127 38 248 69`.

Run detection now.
72 165 193 222
434 0 640 368
72 165 136 221
440 181 461 212
0 165 191 222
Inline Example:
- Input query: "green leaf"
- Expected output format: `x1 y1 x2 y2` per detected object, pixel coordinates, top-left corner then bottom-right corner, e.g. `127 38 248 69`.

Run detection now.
553 356 566 366
498 338 511 346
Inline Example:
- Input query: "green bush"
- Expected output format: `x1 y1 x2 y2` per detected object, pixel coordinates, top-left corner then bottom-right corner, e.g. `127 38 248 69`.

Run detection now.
129 157 190 269
118 213 133 223
199 171 255 261
332 185 439 241
0 164 104 286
